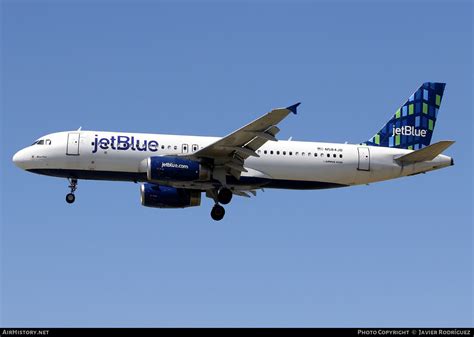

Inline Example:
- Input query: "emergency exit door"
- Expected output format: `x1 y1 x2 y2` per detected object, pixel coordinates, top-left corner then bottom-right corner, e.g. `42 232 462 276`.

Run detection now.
67 133 80 155
357 147 370 171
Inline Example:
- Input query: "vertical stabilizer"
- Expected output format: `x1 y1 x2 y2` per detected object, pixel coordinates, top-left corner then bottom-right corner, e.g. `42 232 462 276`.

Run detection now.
365 82 446 150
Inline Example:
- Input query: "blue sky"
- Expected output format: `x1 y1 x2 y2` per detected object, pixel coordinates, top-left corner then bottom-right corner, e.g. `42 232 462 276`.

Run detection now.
1 0 472 327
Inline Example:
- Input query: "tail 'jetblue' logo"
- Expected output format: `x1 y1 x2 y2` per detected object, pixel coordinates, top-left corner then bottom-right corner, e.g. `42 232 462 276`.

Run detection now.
92 135 159 153
392 126 427 138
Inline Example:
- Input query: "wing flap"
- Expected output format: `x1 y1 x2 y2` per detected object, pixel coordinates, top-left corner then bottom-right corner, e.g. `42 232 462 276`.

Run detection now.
232 190 258 198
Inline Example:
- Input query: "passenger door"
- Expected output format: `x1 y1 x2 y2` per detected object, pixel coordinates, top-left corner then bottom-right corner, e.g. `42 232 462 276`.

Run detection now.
357 147 370 171
66 133 80 155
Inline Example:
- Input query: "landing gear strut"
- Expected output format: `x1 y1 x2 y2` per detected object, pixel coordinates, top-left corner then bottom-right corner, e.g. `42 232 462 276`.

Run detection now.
66 178 78 204
211 204 225 221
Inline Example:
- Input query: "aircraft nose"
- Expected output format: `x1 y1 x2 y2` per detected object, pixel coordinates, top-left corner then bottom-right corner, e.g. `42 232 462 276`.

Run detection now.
12 149 29 169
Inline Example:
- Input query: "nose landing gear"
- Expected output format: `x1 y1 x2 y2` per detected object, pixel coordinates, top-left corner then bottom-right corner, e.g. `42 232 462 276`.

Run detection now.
66 178 78 204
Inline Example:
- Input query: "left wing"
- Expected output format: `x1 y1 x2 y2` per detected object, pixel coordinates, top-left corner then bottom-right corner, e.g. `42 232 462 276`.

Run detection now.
191 103 300 180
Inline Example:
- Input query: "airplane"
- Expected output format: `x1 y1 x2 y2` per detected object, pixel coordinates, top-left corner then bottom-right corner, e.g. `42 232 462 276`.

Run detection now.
12 82 454 221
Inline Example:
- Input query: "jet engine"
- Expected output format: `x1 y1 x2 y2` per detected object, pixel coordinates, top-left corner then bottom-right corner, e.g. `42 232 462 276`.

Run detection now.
146 156 210 182
140 183 201 208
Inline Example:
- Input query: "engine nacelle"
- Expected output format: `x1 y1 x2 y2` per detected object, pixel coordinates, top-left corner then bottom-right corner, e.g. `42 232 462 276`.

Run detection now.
140 183 201 208
146 156 210 182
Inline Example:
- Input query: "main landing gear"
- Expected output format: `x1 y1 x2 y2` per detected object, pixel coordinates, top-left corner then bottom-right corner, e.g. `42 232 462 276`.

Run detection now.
66 178 78 204
210 188 233 221
211 204 225 221
217 187 232 205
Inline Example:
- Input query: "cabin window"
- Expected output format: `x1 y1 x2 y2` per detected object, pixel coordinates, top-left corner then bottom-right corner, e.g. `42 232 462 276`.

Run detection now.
270 150 274 155
167 145 171 150
314 153 317 157
257 150 261 154
276 151 280 155
192 144 199 152
174 145 178 150
161 145 165 149
340 154 343 158
327 153 330 158
333 154 337 158
283 151 286 155
264 150 267 154
289 152 292 156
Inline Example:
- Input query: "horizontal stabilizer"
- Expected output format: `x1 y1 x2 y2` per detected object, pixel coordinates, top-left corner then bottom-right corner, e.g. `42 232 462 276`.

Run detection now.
395 140 455 164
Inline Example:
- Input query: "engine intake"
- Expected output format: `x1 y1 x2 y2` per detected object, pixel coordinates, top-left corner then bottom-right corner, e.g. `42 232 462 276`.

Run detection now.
147 156 210 182
140 183 201 208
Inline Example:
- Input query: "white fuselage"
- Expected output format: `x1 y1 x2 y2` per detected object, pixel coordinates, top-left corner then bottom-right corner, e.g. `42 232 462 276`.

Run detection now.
12 130 453 190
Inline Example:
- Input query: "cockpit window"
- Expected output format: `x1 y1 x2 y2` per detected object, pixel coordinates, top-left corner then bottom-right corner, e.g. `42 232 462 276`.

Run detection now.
31 139 51 145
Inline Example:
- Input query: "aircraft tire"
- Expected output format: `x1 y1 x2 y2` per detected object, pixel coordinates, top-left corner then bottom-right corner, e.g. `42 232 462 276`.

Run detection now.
66 193 75 204
217 188 232 205
211 204 225 221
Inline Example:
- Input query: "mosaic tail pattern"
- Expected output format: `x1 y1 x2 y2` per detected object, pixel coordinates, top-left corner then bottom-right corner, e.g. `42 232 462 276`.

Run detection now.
365 82 446 150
